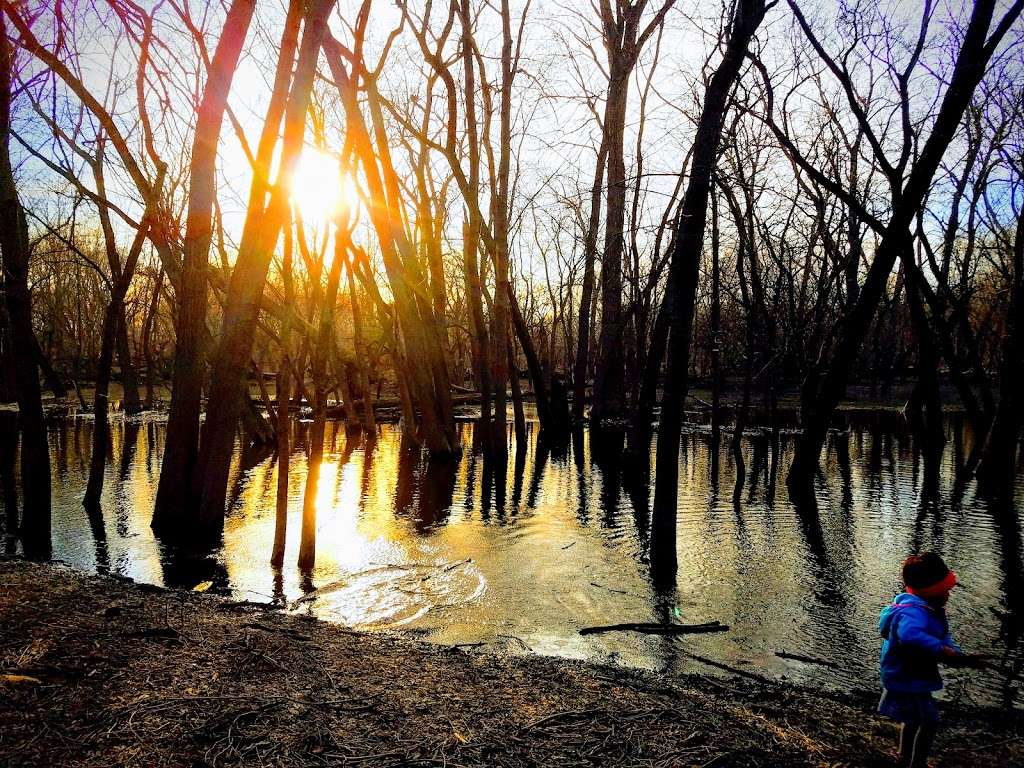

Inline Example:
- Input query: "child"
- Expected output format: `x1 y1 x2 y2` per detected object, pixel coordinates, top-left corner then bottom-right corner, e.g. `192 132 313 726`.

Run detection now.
878 552 967 768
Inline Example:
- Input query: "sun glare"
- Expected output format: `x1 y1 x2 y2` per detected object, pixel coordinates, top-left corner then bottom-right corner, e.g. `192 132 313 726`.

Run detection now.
291 148 360 224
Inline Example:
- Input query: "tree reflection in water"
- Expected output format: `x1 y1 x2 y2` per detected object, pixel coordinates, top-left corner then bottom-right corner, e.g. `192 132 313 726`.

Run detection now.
10 409 1020 706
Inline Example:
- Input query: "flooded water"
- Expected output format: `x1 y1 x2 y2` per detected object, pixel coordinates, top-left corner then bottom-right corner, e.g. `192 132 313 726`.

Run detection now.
8 408 1024 708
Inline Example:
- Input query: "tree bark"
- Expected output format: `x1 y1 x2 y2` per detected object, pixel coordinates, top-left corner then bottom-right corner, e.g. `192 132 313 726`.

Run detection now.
194 0 332 530
154 0 258 533
650 0 770 577
572 138 607 421
786 0 1021 497
976 207 1024 499
0 17 50 556
116 304 142 415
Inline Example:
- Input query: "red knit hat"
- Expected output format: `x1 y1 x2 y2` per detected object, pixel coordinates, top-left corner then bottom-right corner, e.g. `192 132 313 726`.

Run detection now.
902 552 958 599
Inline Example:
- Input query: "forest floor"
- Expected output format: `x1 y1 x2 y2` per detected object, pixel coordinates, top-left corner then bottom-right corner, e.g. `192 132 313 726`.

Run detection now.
2 560 1022 767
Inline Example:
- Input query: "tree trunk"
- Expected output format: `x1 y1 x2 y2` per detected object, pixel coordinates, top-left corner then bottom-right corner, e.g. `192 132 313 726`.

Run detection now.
116 304 142 414
710 190 722 448
271 351 291 568
271 224 295 569
141 267 164 408
0 18 50 556
509 335 527 447
904 266 945 494
32 333 66 399
347 265 376 433
591 61 631 426
787 0 1017 497
194 0 332 530
84 300 119 509
573 141 607 422
650 0 769 578
154 0 258 532
298 222 345 571
976 208 1024 499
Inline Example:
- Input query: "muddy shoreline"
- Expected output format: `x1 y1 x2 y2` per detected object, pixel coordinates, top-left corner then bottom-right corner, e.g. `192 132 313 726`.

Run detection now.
1 559 1020 767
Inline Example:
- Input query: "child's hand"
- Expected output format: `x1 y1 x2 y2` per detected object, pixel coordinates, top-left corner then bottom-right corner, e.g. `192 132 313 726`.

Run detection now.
939 649 992 669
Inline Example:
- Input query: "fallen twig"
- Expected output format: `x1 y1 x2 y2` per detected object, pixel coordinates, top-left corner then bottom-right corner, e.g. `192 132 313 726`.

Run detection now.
579 621 728 636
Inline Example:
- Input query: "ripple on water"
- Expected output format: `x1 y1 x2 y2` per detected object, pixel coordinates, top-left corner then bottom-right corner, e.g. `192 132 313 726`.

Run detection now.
20 412 1024 708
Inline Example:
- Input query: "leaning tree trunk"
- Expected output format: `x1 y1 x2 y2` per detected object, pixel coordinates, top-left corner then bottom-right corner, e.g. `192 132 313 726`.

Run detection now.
0 18 50 556
786 0 1020 497
194 0 332 530
325 37 458 456
154 0 258 533
650 0 770 578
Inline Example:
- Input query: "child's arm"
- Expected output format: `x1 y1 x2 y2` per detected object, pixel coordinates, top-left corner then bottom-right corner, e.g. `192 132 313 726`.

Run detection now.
894 611 950 655
944 632 962 654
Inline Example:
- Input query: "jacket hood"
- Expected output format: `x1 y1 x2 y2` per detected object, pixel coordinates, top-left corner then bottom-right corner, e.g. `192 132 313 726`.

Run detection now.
879 592 930 638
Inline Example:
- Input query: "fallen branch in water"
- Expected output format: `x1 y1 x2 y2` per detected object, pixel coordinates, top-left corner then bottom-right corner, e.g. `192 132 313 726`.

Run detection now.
579 621 728 636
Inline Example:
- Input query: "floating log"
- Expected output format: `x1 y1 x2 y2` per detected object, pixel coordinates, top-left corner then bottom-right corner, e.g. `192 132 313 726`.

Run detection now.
578 621 728 636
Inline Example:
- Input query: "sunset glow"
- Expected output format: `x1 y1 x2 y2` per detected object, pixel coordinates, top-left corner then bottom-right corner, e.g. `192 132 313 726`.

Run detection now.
291 147 360 224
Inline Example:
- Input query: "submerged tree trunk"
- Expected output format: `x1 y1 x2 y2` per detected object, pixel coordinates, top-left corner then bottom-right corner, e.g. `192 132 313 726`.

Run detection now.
509 336 527 447
0 18 50 555
84 302 118 509
904 265 945 494
85 220 152 509
786 0 1021 497
650 0 769 577
710 191 722 477
141 267 164 409
573 139 608 422
976 208 1024 499
590 59 631 426
271 331 290 567
116 306 142 415
154 0 258 533
298 222 346 571
194 0 331 530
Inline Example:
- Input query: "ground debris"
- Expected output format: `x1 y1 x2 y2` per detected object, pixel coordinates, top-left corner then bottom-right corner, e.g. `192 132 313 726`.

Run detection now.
1 559 1021 768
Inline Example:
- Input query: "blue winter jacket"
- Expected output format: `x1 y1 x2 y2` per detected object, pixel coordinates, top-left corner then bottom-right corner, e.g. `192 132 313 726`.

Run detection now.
879 592 961 693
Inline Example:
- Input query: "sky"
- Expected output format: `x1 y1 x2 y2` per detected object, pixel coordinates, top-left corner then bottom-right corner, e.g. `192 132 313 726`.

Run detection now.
10 0 1023 304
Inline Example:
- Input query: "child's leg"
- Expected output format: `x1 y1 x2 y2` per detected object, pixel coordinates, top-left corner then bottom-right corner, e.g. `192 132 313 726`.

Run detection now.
907 722 936 768
898 723 920 766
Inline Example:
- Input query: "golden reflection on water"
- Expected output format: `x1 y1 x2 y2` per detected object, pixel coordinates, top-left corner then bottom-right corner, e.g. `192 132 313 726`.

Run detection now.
26 411 1024 707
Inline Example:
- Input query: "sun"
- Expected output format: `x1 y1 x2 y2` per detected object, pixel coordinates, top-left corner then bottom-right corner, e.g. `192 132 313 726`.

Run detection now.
290 147 360 224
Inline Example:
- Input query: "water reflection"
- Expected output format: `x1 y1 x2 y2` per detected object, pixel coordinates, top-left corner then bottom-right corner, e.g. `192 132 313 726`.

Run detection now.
15 409 1023 707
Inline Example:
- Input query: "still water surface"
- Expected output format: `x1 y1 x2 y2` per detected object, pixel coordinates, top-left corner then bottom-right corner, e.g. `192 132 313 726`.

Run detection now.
24 410 1024 708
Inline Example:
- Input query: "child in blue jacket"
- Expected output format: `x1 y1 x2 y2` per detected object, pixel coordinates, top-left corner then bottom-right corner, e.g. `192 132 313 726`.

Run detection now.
878 552 975 767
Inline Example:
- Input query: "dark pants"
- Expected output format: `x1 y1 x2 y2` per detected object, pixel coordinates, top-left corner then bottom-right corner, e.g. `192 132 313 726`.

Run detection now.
878 690 939 767
898 721 936 768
